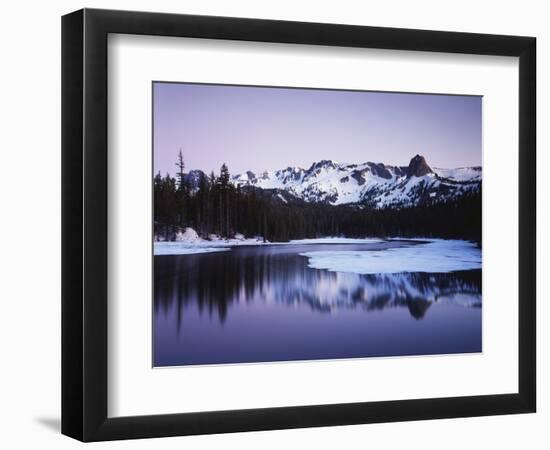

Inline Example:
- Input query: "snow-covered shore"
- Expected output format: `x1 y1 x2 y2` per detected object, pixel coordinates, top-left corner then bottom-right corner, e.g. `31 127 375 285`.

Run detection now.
154 228 481 274
154 228 384 256
300 239 481 274
154 245 232 256
154 237 385 255
154 227 268 255
154 235 267 256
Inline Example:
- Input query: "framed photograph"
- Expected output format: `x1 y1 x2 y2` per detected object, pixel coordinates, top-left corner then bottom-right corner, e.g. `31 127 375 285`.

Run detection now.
62 8 536 441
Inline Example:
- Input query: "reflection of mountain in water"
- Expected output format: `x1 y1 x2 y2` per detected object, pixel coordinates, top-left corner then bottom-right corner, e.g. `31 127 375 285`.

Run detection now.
155 249 481 325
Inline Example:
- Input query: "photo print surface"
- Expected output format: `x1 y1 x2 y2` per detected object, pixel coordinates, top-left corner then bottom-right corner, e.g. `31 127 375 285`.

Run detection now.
153 82 482 367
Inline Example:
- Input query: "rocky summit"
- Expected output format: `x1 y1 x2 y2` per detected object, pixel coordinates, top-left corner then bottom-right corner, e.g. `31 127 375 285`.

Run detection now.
407 154 433 178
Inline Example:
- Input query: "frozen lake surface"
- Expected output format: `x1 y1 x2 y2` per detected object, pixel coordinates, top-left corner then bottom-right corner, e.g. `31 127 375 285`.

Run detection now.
154 239 482 366
300 239 481 274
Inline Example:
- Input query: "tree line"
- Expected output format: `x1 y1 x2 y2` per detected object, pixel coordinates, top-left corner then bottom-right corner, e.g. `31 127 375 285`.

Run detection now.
154 151 482 244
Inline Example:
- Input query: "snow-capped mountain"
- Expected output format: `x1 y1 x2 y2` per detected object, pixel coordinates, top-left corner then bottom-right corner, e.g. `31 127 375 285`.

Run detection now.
232 155 481 209
181 169 207 190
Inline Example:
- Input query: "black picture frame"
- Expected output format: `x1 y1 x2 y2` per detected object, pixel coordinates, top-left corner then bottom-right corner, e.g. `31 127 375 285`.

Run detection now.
62 8 536 442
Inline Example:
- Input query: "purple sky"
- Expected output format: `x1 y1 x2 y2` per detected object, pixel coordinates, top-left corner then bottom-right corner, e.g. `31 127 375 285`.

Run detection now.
153 82 481 177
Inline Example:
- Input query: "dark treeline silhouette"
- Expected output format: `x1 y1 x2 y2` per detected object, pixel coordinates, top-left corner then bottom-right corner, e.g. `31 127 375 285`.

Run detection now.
154 153 482 244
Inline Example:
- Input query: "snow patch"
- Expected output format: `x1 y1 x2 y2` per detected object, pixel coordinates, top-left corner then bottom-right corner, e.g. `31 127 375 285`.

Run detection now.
155 228 266 255
174 227 200 242
434 167 482 182
300 239 481 274
276 193 288 203
154 245 231 256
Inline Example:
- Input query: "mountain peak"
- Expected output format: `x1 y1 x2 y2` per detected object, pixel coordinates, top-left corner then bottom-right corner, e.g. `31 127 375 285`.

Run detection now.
407 154 433 178
309 159 337 170
231 156 480 208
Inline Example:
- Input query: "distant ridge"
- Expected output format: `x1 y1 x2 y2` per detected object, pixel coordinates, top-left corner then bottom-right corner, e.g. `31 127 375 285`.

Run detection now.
182 155 481 209
231 154 481 208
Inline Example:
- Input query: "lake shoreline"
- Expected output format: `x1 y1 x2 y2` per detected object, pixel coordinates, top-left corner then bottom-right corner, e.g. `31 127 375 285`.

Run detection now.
154 236 438 256
154 237 481 275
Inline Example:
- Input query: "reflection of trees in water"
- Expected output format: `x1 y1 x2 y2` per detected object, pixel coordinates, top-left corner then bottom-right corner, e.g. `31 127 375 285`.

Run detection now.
154 252 481 325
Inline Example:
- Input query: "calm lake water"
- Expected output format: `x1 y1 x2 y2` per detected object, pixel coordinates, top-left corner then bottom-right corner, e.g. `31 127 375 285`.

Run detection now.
154 242 482 367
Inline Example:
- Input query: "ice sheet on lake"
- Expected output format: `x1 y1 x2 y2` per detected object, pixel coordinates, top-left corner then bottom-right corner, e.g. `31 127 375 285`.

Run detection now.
288 237 383 244
300 239 481 274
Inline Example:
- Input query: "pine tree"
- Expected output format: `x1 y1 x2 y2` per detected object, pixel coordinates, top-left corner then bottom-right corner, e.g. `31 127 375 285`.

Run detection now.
218 163 230 188
174 150 188 227
217 163 232 237
175 149 185 189
197 171 210 235
208 171 219 236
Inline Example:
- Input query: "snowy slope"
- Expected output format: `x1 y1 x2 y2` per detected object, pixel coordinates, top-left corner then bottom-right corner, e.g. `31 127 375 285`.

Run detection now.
232 155 481 208
433 166 482 182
